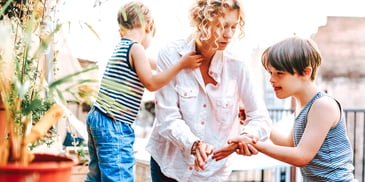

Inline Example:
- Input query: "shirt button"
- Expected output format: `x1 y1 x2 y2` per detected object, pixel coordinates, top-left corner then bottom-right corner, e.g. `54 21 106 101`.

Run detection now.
201 121 205 125
202 104 206 108
209 71 213 75
189 166 193 170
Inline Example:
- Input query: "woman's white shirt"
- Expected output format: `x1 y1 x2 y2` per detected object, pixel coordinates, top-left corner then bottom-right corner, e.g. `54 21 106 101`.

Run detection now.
145 37 272 182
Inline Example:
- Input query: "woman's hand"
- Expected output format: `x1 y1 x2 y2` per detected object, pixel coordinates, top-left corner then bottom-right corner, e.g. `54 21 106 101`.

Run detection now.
191 140 214 171
212 143 237 161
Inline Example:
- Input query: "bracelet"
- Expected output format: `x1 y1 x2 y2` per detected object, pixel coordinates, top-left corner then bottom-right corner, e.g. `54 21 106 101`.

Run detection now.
190 140 202 155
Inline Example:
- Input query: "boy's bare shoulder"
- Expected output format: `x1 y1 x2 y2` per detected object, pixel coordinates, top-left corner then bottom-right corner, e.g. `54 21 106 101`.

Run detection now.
311 95 340 116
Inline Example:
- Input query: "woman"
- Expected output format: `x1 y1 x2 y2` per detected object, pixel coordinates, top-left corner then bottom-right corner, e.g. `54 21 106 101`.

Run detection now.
145 0 272 181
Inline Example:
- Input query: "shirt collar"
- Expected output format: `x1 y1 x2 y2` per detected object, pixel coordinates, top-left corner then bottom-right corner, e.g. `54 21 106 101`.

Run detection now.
177 37 225 84
177 36 195 56
209 51 224 84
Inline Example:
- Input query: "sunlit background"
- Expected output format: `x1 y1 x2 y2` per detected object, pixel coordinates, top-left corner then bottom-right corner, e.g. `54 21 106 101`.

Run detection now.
51 1 365 181
57 0 365 106
60 0 365 62
1 1 363 181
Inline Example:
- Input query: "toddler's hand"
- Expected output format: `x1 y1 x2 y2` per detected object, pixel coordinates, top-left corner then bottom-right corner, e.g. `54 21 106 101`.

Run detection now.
180 51 203 69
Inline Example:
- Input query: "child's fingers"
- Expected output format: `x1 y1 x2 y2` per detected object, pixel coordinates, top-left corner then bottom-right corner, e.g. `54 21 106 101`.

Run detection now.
247 144 258 155
235 142 245 155
237 142 252 156
190 56 203 68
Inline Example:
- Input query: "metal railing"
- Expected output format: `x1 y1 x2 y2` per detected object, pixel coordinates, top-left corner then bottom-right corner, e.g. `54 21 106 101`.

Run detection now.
345 109 365 182
268 109 365 182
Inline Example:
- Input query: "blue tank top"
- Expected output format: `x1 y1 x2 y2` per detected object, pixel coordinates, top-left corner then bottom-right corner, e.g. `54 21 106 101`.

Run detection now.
94 38 144 125
294 92 355 181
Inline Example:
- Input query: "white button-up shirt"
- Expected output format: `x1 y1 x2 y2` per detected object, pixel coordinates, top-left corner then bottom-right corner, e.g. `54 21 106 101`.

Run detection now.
145 37 272 182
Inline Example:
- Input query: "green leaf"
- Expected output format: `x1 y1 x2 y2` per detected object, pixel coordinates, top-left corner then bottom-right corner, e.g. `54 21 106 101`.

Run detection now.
48 65 98 89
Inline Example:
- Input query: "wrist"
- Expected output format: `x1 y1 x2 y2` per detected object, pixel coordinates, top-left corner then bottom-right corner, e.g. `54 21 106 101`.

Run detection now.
178 60 185 69
191 140 202 155
239 132 258 144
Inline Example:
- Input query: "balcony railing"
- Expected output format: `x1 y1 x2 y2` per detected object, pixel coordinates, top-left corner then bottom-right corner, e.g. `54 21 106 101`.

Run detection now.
268 109 365 182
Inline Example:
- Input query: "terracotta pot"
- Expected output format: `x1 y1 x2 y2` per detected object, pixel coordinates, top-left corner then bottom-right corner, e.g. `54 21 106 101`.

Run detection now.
0 153 75 182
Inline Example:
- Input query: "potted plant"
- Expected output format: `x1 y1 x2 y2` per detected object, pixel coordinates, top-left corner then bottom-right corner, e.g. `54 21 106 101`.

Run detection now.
0 0 97 181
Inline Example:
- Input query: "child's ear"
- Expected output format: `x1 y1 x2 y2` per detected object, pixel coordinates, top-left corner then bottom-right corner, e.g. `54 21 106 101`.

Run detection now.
303 67 313 77
145 23 152 33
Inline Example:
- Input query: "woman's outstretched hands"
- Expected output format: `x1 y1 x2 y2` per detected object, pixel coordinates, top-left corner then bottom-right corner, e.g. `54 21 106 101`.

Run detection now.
191 134 258 170
212 134 259 161
180 51 203 69
191 140 214 171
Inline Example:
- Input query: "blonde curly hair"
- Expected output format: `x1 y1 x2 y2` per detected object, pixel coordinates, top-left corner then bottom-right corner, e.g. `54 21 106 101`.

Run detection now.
189 0 245 46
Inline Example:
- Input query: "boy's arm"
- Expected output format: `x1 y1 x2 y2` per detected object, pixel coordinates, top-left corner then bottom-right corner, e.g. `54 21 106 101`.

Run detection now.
213 126 293 161
254 97 339 167
270 126 294 147
132 44 202 91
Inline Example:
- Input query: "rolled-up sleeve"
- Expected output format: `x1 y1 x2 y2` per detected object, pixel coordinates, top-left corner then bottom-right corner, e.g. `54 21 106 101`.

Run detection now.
154 46 199 157
237 60 272 141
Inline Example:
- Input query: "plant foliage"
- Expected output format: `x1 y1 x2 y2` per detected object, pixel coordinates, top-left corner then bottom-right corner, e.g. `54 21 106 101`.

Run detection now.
0 0 98 165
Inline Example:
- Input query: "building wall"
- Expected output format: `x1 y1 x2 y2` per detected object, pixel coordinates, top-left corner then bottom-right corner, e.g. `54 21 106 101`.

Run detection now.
313 16 365 109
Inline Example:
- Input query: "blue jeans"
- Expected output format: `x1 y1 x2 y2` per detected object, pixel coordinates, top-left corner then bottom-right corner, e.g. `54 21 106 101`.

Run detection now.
150 157 178 182
85 107 135 182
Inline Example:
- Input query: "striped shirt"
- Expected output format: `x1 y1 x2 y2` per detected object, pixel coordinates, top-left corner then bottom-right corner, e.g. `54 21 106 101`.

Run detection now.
294 92 355 181
93 38 144 125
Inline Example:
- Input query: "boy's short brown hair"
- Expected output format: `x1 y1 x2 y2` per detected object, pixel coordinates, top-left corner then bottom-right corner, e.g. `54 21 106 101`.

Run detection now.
261 36 322 80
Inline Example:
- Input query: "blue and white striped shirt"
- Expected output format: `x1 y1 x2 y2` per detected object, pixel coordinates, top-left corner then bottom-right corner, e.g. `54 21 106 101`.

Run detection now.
294 92 355 181
94 38 144 125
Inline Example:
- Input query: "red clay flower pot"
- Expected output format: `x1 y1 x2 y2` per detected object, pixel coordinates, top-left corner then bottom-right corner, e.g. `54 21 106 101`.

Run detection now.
0 153 75 182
